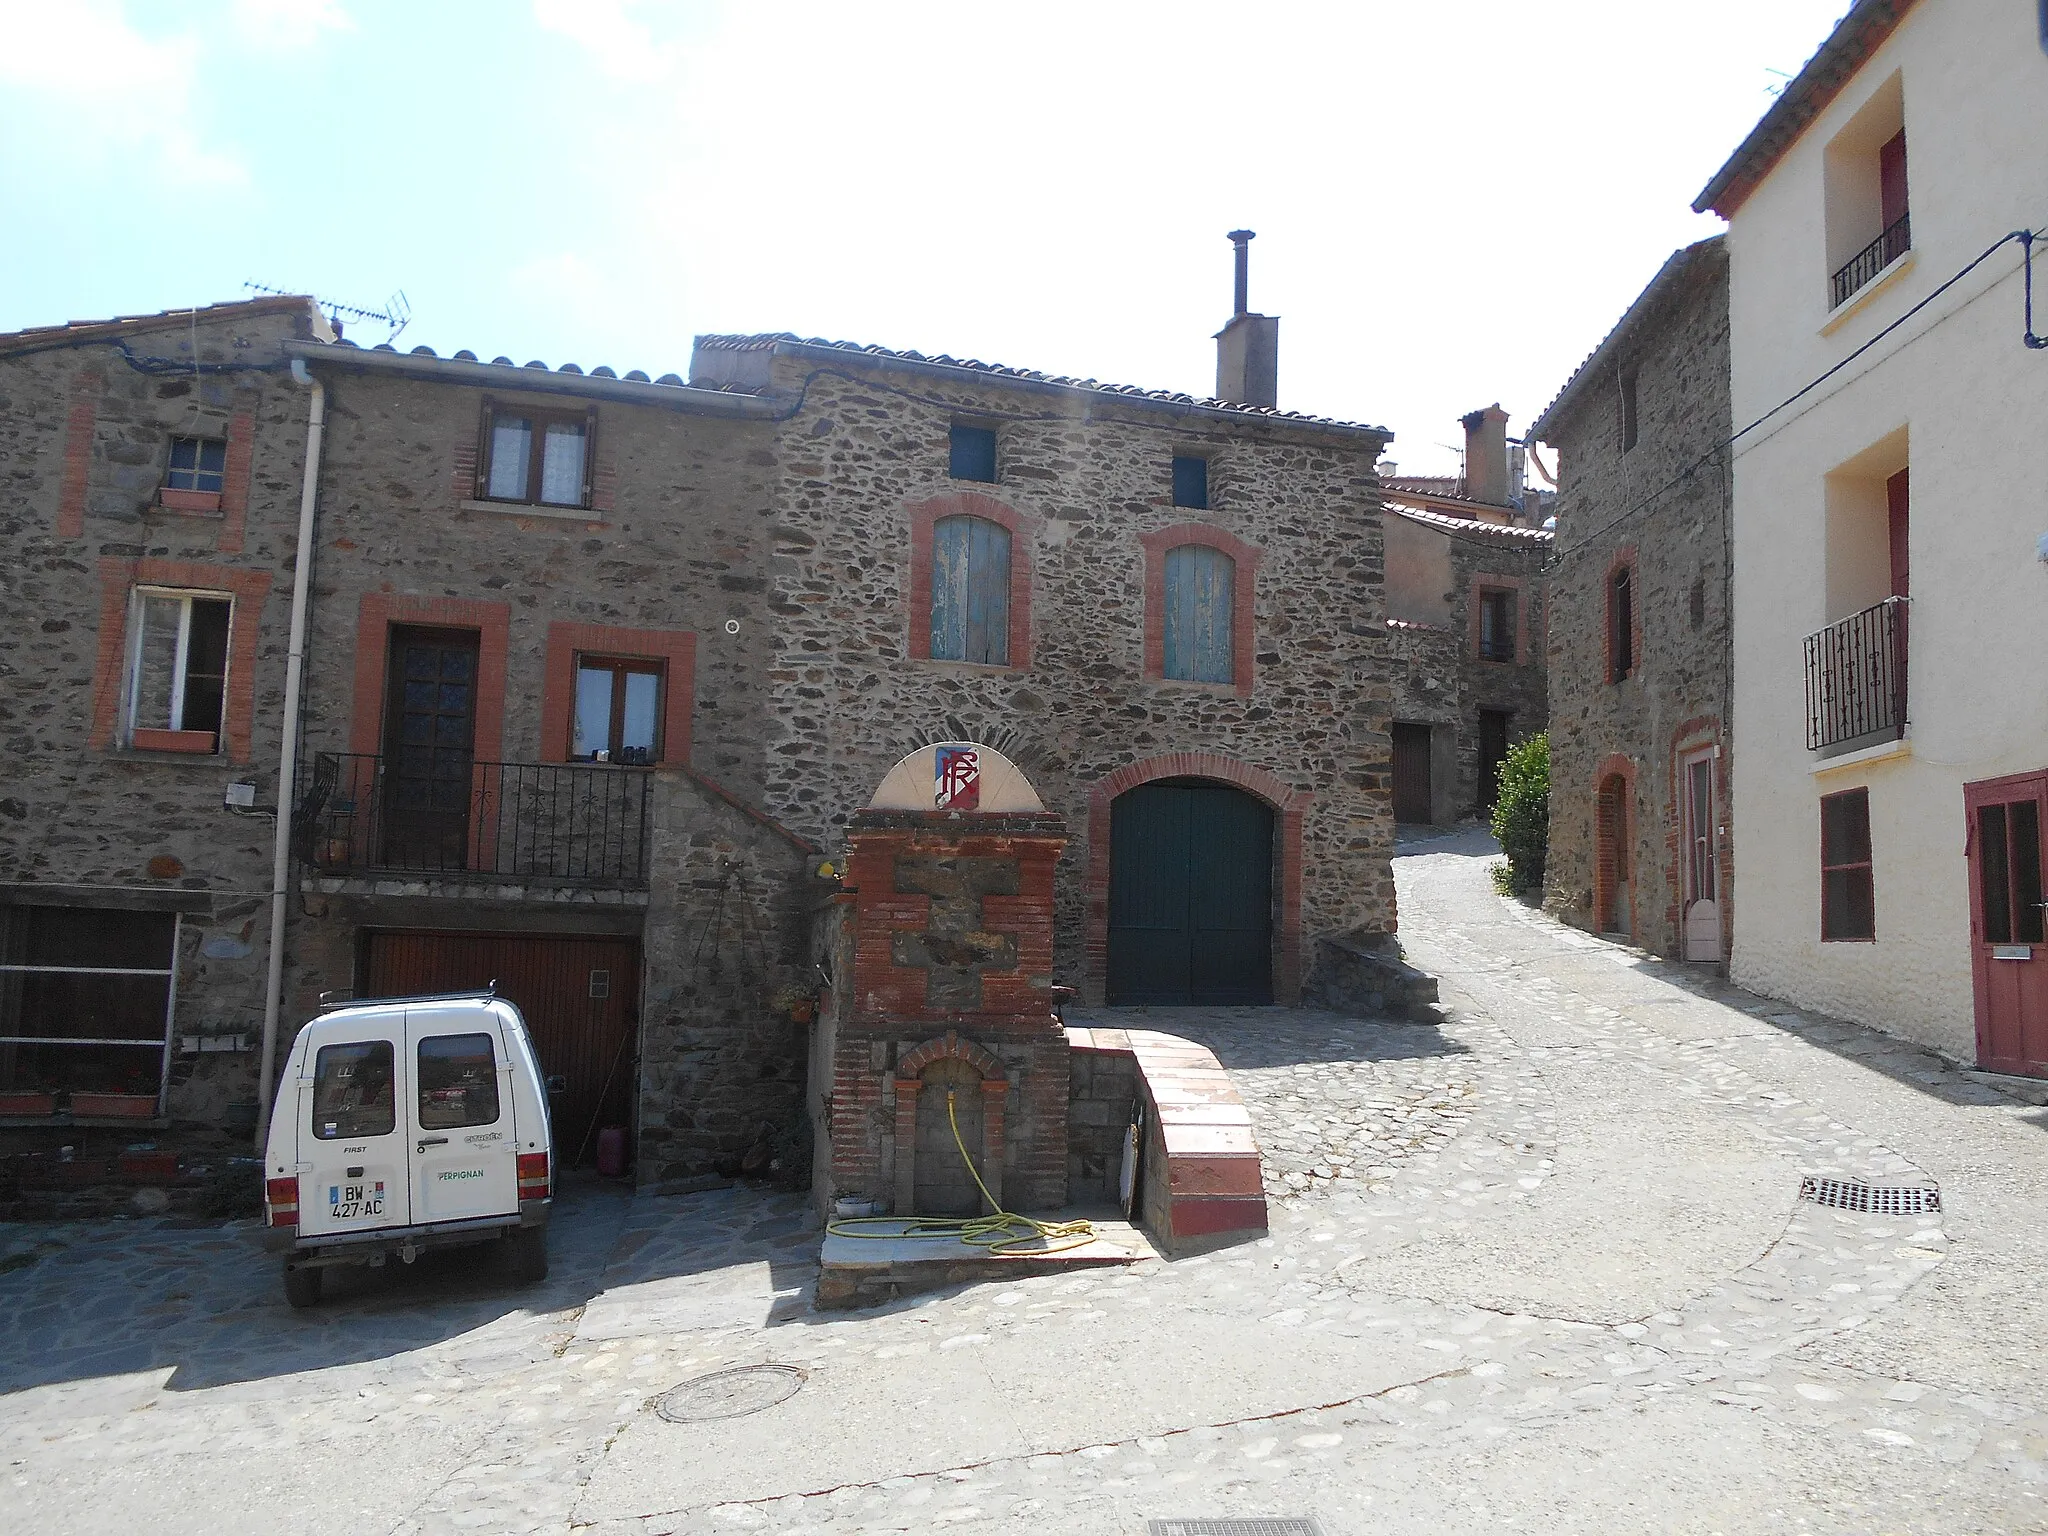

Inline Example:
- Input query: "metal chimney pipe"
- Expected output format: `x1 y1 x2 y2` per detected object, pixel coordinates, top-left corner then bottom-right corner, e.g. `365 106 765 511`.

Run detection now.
1228 229 1255 316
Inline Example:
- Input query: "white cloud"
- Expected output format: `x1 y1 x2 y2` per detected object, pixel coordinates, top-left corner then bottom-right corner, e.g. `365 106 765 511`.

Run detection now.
0 0 244 185
531 0 674 82
229 0 354 51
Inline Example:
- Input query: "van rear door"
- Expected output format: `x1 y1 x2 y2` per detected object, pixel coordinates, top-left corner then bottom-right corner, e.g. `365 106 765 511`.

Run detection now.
297 1024 411 1237
405 1003 520 1224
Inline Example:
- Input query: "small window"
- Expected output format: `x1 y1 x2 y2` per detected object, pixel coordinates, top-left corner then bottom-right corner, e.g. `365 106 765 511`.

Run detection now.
1821 788 1876 941
1619 369 1639 453
127 590 231 749
574 656 664 764
929 514 1012 664
1172 455 1209 510
1608 565 1635 683
482 403 591 506
1975 800 2044 946
1478 588 1515 662
1163 543 1235 684
417 1033 501 1130
311 1040 396 1140
949 424 997 484
165 437 227 494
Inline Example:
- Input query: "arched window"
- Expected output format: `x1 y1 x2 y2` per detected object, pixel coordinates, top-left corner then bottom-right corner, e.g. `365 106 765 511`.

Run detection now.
1607 561 1635 683
930 514 1012 665
1163 543 1235 683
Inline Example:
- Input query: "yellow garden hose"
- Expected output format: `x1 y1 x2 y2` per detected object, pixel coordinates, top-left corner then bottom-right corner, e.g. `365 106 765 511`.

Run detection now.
827 1090 1097 1256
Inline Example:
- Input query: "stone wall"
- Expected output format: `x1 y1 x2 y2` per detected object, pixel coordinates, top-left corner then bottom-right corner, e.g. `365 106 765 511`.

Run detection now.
0 301 322 1125
1538 240 1732 960
716 341 1397 1002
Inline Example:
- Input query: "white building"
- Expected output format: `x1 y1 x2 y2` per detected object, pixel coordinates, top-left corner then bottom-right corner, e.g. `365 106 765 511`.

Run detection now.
1697 0 2048 1073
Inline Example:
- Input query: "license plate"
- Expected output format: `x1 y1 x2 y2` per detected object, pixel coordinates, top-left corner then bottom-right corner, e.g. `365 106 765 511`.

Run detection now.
328 1180 386 1220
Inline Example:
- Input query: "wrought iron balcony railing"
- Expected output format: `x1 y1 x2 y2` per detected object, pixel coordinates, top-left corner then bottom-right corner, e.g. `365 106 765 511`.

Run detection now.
1804 597 1908 752
293 751 651 888
1831 213 1911 310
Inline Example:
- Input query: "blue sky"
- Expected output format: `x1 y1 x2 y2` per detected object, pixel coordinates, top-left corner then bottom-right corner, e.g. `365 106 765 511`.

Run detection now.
0 1 1851 473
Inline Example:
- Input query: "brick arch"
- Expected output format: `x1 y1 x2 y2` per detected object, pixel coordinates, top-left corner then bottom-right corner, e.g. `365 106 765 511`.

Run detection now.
907 491 1034 667
1083 751 1312 1006
1593 753 1638 938
895 1030 1006 1084
1138 523 1263 696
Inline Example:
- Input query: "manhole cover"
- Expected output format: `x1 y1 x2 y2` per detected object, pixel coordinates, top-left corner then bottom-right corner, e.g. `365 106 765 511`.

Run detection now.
1799 1174 1941 1215
1149 1522 1325 1535
656 1364 807 1423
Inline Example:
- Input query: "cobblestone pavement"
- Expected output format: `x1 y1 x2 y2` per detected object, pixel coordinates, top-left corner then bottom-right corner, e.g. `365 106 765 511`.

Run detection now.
6 828 2048 1533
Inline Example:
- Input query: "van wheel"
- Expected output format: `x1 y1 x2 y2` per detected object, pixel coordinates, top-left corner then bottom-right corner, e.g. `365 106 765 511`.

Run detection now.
505 1226 548 1284
283 1262 323 1309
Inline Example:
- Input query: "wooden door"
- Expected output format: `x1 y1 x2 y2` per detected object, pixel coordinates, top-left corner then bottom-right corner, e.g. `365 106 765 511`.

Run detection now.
1392 724 1432 824
1107 781 1272 1005
362 931 640 1162
913 1058 986 1216
1965 772 2048 1078
1681 749 1722 961
381 627 480 870
1478 711 1511 812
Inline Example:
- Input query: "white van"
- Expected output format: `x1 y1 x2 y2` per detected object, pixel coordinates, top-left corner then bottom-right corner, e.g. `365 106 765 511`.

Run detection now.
262 991 554 1308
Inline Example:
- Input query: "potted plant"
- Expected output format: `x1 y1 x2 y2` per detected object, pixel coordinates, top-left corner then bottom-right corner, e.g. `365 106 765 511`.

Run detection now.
69 1091 158 1118
0 1089 58 1117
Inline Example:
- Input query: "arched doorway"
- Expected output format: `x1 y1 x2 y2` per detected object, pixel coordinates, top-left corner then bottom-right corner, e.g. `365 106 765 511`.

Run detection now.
1107 779 1273 1004
1596 773 1632 937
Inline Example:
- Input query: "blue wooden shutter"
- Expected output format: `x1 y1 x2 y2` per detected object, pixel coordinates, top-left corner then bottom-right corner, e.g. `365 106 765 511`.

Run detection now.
1163 543 1234 683
931 515 1011 664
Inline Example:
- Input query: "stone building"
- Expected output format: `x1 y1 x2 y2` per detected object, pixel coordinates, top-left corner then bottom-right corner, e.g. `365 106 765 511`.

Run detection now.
0 298 328 1129
1531 236 1733 962
1377 406 1552 824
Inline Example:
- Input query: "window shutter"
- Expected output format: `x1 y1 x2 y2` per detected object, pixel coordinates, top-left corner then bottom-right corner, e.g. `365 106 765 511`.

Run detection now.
1164 544 1234 684
475 398 496 500
582 405 599 508
930 516 970 661
965 517 1011 665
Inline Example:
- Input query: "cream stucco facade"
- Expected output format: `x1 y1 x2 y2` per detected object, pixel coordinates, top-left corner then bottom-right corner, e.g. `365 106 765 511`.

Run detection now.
1717 0 2048 1062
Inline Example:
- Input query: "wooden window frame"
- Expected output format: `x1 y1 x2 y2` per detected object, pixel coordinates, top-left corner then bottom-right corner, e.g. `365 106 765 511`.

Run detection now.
538 621 694 767
907 492 1033 670
122 587 234 754
1140 523 1261 697
91 559 273 763
1476 586 1516 663
572 654 666 765
1820 787 1876 943
160 435 227 514
477 398 597 509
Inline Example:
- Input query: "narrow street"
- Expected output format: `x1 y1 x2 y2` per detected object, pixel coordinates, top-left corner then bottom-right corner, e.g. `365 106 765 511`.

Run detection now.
6 829 2047 1534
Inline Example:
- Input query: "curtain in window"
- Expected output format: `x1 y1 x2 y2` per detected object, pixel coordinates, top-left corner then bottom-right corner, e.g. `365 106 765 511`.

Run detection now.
488 416 532 498
573 666 613 759
1163 543 1234 683
930 515 1011 664
540 422 586 505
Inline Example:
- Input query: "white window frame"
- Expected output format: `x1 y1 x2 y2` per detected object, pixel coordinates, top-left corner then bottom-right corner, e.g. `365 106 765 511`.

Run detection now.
123 586 233 746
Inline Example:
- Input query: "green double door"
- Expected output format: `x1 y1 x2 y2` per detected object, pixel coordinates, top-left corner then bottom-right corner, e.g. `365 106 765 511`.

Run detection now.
1107 781 1273 1005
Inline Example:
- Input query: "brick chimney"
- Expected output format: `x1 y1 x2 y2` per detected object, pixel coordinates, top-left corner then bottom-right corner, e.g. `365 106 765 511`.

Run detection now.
1461 404 1511 506
1214 230 1279 409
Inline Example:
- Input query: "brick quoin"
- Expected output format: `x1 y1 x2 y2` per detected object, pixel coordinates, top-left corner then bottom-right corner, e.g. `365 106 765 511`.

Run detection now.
348 592 512 763
905 491 1034 666
89 558 275 762
217 407 257 554
1084 751 1311 1005
1138 522 1263 696
538 621 696 765
55 370 102 539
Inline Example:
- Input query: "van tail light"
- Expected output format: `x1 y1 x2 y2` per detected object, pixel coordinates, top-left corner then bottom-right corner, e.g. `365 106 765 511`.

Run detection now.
266 1176 300 1229
517 1152 551 1199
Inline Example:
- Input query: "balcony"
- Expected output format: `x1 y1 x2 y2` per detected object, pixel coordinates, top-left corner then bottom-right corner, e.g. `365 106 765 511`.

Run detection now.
294 752 651 889
1803 598 1908 753
1830 213 1911 311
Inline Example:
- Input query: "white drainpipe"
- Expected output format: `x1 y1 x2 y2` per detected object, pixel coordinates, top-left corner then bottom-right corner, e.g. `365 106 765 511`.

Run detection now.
255 359 326 1150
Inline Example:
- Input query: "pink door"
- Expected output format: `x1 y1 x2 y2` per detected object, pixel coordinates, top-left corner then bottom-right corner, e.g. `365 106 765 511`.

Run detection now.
1966 771 2048 1078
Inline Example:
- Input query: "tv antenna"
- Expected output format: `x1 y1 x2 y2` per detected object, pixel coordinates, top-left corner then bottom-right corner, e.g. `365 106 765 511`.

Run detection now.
243 281 411 343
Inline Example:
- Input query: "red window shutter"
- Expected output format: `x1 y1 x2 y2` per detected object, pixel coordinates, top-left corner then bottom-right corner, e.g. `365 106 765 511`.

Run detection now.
1879 132 1908 230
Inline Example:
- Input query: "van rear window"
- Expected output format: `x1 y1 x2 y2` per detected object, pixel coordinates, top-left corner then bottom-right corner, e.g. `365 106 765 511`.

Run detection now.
418 1033 500 1129
311 1041 395 1139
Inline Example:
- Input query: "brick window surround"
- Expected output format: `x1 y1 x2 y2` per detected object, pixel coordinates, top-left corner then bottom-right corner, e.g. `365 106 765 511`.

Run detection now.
1604 545 1643 684
1084 751 1312 1006
347 593 511 763
1592 752 1638 936
1140 523 1262 696
906 491 1033 667
1470 573 1527 664
89 558 274 762
538 622 695 766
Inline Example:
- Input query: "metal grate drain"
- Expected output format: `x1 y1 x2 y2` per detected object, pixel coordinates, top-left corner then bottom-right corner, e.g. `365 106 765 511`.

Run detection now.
1149 1523 1325 1536
1799 1174 1941 1215
656 1364 807 1423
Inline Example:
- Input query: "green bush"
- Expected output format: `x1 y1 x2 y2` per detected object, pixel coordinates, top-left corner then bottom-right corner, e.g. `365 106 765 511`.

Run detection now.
1489 732 1550 895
